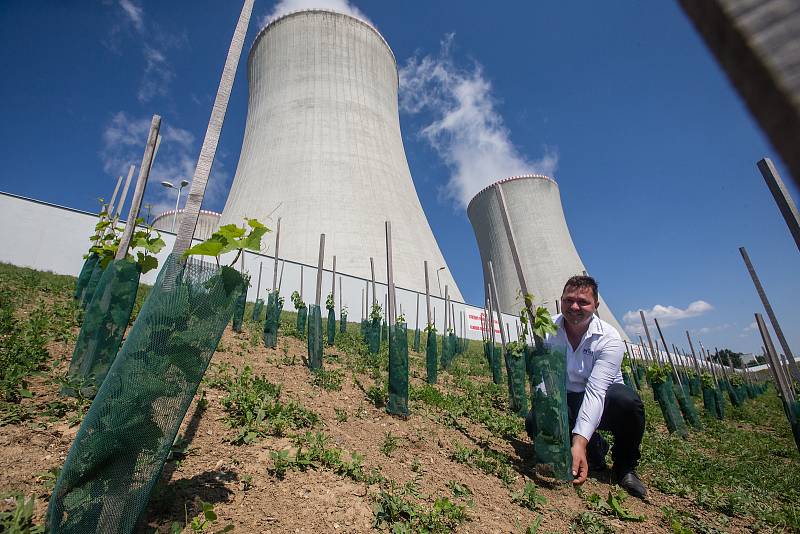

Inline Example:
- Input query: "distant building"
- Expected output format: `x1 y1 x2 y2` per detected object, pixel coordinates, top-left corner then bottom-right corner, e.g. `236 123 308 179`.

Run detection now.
152 209 220 241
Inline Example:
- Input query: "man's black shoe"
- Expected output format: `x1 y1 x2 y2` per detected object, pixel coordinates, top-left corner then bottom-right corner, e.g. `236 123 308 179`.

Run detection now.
617 471 647 499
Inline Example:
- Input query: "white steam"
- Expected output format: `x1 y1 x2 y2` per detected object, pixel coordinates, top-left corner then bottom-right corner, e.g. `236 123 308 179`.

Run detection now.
260 0 371 27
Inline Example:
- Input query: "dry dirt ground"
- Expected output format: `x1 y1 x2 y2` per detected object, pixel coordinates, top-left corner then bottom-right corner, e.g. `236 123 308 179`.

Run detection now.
0 311 762 534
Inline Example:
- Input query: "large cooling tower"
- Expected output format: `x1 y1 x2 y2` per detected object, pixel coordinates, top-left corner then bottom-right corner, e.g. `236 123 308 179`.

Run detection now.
467 175 627 338
219 10 462 300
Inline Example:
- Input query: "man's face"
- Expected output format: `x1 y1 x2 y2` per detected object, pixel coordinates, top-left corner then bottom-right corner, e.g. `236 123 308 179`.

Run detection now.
560 285 598 329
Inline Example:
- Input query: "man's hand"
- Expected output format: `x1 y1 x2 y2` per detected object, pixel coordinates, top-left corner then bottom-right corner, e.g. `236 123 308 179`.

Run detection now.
571 434 589 485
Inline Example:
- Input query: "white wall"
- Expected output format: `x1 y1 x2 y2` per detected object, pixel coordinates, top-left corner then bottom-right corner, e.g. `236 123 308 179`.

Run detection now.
0 191 524 342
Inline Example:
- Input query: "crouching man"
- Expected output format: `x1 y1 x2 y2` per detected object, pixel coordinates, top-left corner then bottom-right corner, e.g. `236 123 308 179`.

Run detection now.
525 275 647 498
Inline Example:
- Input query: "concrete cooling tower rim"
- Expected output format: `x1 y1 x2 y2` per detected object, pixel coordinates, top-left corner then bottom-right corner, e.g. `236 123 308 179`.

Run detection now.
467 174 558 213
251 9 396 67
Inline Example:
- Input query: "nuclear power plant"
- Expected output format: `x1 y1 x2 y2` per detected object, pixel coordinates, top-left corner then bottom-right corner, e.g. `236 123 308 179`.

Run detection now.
467 175 628 338
220 10 462 300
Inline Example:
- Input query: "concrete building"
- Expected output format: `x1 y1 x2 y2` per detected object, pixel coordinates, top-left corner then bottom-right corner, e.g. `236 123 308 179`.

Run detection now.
219 9 462 300
152 209 220 240
467 174 628 339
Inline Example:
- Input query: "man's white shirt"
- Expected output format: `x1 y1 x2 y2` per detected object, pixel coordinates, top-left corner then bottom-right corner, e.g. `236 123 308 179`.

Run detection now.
545 313 625 441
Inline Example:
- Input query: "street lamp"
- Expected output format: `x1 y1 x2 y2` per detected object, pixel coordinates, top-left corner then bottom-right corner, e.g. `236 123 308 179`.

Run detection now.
160 179 190 232
436 267 446 297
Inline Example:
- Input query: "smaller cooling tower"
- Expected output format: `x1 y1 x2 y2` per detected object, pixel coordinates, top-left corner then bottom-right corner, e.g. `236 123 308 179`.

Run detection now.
152 209 220 240
467 174 627 338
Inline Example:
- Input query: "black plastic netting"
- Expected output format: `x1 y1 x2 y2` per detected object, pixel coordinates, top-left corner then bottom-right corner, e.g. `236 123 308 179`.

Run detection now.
74 254 99 300
47 253 246 534
231 281 248 333
366 318 381 354
673 381 701 429
327 309 336 345
651 377 688 437
251 298 264 321
80 263 106 310
263 291 282 348
527 344 572 481
65 259 141 398
702 386 718 417
412 328 420 352
307 304 323 369
387 324 409 417
339 312 347 334
297 306 307 336
425 330 438 384
505 344 528 418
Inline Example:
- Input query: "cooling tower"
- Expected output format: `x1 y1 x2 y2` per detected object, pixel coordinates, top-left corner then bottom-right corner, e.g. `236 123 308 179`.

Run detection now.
467 175 627 338
219 10 462 300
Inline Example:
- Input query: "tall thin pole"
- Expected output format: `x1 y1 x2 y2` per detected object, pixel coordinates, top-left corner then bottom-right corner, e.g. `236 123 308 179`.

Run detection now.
756 313 795 403
115 165 136 219
370 257 377 306
739 246 800 381
116 115 161 260
654 318 682 386
488 261 508 350
173 0 254 255
300 265 304 299
332 255 337 308
315 234 325 306
424 261 432 326
639 311 659 364
272 217 281 291
686 331 702 376
385 222 396 325
107 176 123 219
444 286 450 332
757 157 800 253
415 293 420 330
255 262 263 296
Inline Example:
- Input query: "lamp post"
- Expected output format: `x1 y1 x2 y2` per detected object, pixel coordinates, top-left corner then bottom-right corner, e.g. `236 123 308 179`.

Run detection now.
436 267 445 297
160 179 189 232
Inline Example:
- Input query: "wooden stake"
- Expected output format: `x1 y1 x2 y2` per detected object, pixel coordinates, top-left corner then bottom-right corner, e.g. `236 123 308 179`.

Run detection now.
272 218 281 291
739 246 800 381
300 265 304 299
424 261 432 327
488 260 507 351
115 165 136 218
654 317 683 386
173 0 254 254
116 115 161 260
756 312 795 403
685 331 703 376
255 262 263 296
332 255 337 309
415 293 420 330
370 257 377 306
639 311 660 364
315 234 325 306
385 222 396 325
757 158 800 253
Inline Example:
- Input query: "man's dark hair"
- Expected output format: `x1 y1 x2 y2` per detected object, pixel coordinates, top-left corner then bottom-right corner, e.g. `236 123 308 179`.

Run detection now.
562 275 598 303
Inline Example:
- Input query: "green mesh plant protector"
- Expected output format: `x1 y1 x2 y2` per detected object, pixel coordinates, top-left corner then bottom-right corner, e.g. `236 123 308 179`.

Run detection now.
412 328 420 352
387 322 409 417
647 365 688 437
65 259 141 398
528 343 572 481
440 331 453 370
425 327 438 384
448 332 458 367
231 280 248 333
366 318 381 354
714 386 727 419
504 342 528 418
297 306 308 337
672 379 701 430
789 400 800 454
339 311 347 333
80 263 106 310
381 320 387 344
74 254 99 300
307 304 323 369
251 298 264 321
688 373 701 397
263 290 283 348
47 253 246 533
327 309 336 345
727 374 746 407
700 373 720 419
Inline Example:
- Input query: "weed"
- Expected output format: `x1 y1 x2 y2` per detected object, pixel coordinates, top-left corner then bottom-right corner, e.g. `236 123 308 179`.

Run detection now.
334 407 348 422
569 511 614 534
217 366 318 444
585 488 644 522
446 480 472 499
373 482 468 533
410 457 421 473
380 432 399 457
450 442 516 485
511 481 547 511
185 500 233 533
0 494 43 533
310 368 343 391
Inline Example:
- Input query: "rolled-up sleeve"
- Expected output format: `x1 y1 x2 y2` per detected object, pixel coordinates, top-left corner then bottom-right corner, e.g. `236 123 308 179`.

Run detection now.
572 337 625 441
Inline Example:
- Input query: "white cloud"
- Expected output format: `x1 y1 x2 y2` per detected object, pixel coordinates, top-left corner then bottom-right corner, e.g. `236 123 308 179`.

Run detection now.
399 34 558 209
743 321 757 332
138 44 174 103
259 0 371 27
99 112 231 220
622 300 714 336
119 0 144 32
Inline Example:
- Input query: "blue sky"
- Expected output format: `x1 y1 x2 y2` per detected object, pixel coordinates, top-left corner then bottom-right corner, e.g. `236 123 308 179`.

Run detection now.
1 1 798 358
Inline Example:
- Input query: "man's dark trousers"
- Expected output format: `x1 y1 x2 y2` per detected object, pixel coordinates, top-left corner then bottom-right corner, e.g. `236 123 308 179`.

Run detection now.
525 383 645 475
